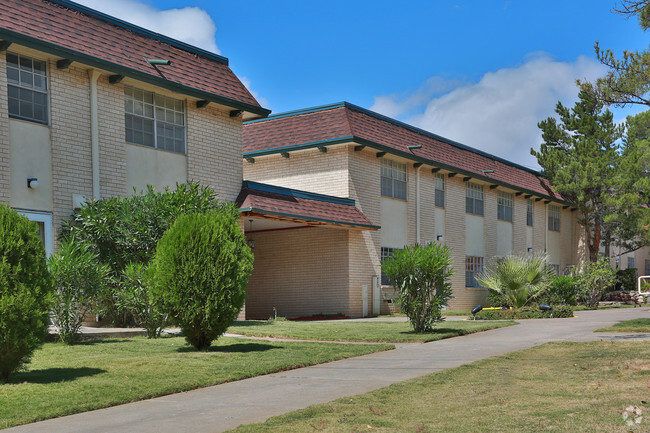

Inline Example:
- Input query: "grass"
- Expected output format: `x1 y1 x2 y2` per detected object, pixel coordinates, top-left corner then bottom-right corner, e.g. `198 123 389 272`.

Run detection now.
228 341 650 433
596 318 650 333
227 319 516 343
0 336 392 429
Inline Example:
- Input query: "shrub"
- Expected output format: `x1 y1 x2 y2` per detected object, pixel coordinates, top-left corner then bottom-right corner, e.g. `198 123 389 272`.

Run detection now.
538 276 580 306
0 204 53 382
48 238 109 344
114 263 167 338
149 207 253 351
475 305 574 320
477 253 555 311
382 243 454 333
575 258 616 308
615 268 637 292
62 182 222 325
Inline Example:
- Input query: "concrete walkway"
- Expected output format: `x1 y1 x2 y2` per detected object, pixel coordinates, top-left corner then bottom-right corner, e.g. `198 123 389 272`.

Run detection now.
8 308 650 433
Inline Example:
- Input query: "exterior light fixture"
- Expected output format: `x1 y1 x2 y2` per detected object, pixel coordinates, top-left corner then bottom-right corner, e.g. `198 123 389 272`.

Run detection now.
148 59 171 65
527 247 533 253
471 304 483 320
27 178 39 188
436 235 443 241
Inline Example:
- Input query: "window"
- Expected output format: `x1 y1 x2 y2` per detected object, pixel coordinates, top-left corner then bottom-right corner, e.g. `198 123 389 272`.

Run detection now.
497 191 513 222
526 199 533 226
381 247 396 286
434 173 445 208
548 205 560 231
645 259 650 275
628 256 636 270
465 256 484 287
125 85 185 154
381 159 407 200
16 210 53 258
6 53 48 124
466 182 484 216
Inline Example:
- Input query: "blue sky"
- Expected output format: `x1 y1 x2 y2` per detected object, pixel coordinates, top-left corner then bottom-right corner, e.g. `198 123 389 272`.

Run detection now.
76 0 647 170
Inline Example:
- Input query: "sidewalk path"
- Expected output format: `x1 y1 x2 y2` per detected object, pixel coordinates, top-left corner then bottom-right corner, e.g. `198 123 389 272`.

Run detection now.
8 308 650 433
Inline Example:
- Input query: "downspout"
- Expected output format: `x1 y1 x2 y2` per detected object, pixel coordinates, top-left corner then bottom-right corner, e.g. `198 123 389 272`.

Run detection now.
416 165 421 244
88 69 101 200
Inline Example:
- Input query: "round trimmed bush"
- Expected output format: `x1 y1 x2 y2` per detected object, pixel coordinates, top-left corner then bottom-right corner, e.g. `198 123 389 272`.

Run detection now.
150 206 253 351
0 204 53 382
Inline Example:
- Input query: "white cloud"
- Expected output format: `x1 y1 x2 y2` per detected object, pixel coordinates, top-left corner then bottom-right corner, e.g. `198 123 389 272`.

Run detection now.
239 76 270 109
371 53 607 170
75 0 219 54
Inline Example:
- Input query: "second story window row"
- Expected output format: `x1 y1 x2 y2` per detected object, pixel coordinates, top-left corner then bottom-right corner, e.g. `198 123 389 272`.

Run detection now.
548 205 560 231
381 159 407 200
466 182 484 216
6 53 48 124
527 199 534 226
125 85 185 154
434 173 445 208
497 191 513 222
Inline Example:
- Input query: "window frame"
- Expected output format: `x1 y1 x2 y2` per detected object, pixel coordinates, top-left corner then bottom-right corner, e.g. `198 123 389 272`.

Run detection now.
497 191 513 222
124 85 186 154
526 199 533 226
465 182 484 216
6 52 49 125
465 256 484 288
380 159 407 201
434 173 445 208
548 205 560 232
381 247 396 286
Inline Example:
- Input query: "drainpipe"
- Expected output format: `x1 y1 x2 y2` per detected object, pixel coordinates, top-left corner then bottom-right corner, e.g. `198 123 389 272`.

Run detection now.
416 165 421 244
88 69 101 200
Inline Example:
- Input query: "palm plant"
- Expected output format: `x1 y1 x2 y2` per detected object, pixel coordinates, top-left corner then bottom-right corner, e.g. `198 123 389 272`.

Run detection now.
477 253 555 310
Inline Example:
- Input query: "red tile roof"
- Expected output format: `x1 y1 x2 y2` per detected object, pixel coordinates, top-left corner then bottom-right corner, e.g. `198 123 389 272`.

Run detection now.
0 0 268 116
244 103 567 202
237 181 379 230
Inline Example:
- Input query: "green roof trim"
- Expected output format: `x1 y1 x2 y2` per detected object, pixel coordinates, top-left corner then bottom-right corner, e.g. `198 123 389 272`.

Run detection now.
0 30 270 117
245 101 543 177
242 180 356 206
244 135 571 206
238 207 381 230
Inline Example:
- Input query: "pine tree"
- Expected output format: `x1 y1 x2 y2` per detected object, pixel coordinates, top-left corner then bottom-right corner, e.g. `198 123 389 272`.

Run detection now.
532 90 624 262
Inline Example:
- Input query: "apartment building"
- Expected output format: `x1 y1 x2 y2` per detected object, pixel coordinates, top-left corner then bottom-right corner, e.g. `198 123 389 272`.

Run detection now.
0 0 268 256
242 102 585 317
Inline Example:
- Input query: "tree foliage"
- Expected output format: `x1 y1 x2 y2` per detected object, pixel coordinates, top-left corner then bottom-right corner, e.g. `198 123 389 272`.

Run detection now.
532 90 626 261
0 204 53 383
477 253 555 311
48 238 109 344
62 182 222 325
149 207 253 351
381 243 454 333
582 0 650 107
574 257 617 308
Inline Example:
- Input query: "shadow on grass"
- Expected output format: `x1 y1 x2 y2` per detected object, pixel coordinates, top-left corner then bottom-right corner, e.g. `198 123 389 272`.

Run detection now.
11 367 106 384
177 343 279 353
74 338 134 346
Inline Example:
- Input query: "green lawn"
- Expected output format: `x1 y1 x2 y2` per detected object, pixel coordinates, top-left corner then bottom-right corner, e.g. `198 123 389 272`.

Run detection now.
229 341 650 433
227 319 516 343
0 336 392 429
596 318 650 333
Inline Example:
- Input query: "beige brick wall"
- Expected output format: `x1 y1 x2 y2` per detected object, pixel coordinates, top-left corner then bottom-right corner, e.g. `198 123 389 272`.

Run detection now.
97 76 127 199
348 148 382 316
484 185 498 261
49 62 93 243
0 54 9 204
187 105 243 202
513 194 528 253
419 169 437 244
244 226 350 319
244 145 350 198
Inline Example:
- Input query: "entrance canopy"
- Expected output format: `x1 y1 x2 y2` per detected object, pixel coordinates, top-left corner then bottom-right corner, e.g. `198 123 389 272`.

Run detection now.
237 181 379 232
